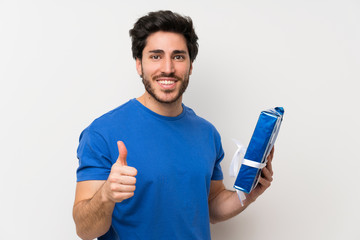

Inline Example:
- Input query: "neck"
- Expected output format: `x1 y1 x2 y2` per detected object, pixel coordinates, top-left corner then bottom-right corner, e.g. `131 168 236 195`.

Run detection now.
137 93 183 117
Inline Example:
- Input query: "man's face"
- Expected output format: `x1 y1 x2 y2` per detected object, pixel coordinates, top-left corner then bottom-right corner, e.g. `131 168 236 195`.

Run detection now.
136 31 192 104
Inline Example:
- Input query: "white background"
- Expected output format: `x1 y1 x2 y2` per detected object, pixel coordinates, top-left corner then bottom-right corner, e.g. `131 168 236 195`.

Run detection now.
1 0 359 239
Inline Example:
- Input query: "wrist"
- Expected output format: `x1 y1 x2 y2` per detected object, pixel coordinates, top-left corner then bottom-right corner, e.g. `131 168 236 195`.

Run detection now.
244 193 256 205
99 181 115 205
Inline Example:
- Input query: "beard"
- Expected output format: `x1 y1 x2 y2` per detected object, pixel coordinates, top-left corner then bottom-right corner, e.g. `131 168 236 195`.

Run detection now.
141 69 190 104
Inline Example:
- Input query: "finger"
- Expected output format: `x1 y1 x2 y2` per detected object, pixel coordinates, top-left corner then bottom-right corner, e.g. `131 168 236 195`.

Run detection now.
113 192 134 201
266 146 274 174
266 159 273 176
121 166 137 177
110 184 136 193
117 141 128 166
267 146 275 162
258 176 271 188
108 175 137 185
111 164 138 177
261 167 273 182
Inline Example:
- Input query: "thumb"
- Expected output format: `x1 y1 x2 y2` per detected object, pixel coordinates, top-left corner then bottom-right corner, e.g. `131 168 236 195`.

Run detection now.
116 141 128 166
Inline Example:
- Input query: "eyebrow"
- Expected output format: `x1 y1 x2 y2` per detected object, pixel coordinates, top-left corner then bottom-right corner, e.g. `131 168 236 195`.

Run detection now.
149 49 164 54
148 49 188 54
173 50 187 55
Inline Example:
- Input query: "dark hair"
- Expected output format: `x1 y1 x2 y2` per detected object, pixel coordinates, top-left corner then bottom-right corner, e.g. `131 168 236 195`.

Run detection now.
129 10 199 62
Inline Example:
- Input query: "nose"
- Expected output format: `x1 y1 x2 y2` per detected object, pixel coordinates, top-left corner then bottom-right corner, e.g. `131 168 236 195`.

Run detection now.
161 57 175 75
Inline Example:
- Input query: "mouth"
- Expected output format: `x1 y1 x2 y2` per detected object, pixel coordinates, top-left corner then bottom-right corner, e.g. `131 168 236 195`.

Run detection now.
156 78 177 89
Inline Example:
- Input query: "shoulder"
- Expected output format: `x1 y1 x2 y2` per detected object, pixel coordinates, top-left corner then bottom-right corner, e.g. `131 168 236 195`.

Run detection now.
79 99 138 140
184 105 224 159
184 105 221 136
89 99 136 130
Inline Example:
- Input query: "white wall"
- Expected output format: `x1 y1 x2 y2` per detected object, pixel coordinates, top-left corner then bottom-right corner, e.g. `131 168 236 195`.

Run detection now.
1 0 359 239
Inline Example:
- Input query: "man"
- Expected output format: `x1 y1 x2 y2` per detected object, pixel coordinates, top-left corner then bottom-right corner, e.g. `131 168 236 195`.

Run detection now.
73 10 274 240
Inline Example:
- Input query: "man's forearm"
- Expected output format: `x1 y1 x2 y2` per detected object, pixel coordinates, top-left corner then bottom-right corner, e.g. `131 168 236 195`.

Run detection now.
208 189 254 224
209 150 275 224
73 185 115 240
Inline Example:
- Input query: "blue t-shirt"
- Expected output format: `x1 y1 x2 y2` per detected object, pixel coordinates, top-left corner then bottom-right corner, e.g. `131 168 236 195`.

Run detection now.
77 99 224 240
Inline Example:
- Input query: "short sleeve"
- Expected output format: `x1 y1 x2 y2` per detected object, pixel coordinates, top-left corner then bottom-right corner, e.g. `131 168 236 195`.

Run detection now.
76 127 113 182
211 130 224 181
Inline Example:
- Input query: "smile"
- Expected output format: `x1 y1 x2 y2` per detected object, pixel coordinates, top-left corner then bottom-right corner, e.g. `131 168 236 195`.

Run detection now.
157 80 176 85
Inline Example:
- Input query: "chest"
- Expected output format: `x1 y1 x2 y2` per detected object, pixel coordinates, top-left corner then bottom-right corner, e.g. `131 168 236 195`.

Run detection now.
125 123 217 193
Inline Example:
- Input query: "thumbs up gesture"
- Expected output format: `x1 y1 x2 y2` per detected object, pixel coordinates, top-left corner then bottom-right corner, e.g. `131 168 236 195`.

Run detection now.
103 141 138 203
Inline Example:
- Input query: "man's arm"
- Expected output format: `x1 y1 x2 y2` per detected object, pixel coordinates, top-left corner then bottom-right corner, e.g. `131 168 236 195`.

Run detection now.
73 180 115 240
208 147 274 224
73 141 137 240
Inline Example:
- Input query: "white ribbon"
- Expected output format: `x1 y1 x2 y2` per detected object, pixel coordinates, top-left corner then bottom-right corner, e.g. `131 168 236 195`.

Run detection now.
229 139 247 177
229 139 247 206
242 159 267 169
229 139 268 206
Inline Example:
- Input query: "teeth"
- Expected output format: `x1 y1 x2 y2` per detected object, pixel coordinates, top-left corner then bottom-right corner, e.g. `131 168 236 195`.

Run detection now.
158 80 175 85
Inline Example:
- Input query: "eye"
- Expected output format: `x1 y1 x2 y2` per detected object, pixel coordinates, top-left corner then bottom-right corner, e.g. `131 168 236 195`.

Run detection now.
174 55 185 60
151 55 161 60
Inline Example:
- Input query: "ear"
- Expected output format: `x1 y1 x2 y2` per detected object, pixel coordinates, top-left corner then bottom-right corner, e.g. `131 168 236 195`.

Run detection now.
189 62 193 75
136 58 142 77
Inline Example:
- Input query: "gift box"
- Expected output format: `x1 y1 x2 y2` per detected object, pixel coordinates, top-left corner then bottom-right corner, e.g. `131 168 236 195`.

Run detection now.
233 107 284 194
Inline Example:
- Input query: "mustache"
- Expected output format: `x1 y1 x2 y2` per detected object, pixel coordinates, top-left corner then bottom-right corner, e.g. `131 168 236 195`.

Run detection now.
153 73 182 81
